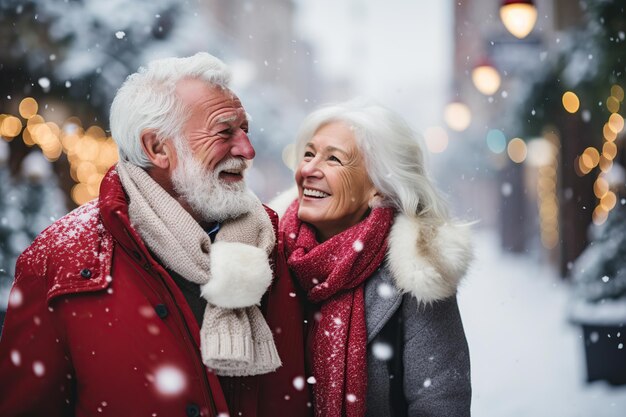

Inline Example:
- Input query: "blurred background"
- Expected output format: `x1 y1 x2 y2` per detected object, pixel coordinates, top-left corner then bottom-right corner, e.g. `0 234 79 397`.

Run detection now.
1 0 625 415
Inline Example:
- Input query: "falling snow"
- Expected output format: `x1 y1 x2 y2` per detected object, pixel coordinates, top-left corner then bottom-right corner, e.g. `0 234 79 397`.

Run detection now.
376 282 395 299
32 361 45 377
352 239 364 252
371 341 393 361
10 350 21 366
115 31 125 39
38 77 51 91
292 376 305 391
154 365 186 395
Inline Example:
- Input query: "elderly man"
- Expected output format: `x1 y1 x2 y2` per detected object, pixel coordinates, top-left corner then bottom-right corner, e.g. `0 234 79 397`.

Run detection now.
0 53 309 417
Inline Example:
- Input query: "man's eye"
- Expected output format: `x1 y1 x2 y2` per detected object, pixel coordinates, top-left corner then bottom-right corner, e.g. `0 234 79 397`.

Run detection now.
218 129 232 137
304 151 314 158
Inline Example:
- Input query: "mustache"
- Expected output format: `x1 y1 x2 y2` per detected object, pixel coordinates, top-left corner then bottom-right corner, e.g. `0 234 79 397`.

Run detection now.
215 157 249 173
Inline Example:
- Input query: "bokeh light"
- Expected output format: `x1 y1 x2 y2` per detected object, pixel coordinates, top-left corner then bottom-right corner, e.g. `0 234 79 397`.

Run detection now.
611 84 624 101
486 129 507 154
424 126 449 153
444 102 472 132
507 138 527 163
0 116 23 138
562 91 580 113
608 113 624 133
606 96 620 113
472 64 501 95
18 97 38 119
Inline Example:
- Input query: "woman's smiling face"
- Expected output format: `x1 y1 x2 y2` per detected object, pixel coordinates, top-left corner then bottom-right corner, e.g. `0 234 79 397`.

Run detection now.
295 121 377 241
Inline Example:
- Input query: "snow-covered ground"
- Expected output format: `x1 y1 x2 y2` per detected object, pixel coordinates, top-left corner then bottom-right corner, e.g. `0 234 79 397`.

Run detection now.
458 230 626 417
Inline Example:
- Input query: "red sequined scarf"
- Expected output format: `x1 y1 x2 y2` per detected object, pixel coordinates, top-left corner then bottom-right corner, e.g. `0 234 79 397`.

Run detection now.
281 200 395 417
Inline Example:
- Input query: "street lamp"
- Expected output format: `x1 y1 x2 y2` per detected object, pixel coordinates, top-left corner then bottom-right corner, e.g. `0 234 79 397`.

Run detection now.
471 59 501 95
500 0 538 39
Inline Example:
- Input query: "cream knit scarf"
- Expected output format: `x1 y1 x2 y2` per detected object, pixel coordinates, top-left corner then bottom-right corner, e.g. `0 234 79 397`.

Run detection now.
117 161 281 376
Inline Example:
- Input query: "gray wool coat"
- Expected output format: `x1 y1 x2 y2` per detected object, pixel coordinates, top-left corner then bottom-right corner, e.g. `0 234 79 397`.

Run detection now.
364 267 471 417
360 213 473 417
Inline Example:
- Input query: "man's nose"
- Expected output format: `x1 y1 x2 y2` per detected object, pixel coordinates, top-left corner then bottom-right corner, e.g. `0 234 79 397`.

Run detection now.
231 130 255 160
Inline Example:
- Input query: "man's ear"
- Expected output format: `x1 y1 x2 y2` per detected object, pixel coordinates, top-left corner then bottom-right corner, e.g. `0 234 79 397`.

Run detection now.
140 130 173 170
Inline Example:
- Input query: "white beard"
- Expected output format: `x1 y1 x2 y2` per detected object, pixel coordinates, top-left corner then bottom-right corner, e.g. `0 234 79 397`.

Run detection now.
171 138 257 223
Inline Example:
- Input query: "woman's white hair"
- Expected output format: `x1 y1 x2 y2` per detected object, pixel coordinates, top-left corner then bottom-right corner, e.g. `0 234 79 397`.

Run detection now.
293 98 449 223
110 52 231 167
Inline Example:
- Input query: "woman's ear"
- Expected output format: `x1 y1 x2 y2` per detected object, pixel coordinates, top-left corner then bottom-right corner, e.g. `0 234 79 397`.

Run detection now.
140 130 173 170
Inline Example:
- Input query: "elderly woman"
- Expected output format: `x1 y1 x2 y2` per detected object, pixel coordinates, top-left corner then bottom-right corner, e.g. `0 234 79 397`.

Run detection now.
273 99 473 417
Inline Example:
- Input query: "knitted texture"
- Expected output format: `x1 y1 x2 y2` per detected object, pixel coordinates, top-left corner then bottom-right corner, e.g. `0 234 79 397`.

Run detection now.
117 160 280 376
282 200 395 417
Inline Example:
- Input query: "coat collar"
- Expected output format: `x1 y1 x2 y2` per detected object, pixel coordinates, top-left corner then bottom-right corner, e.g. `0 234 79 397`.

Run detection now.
386 214 473 304
269 189 473 304
23 199 114 303
38 167 145 303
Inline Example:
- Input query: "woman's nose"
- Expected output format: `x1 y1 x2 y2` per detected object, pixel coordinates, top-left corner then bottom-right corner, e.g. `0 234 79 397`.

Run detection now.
299 157 323 178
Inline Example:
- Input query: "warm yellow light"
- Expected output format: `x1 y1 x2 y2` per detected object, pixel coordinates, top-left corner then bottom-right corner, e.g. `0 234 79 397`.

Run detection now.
27 114 45 128
607 96 620 113
75 136 100 161
599 155 613 173
61 133 80 153
594 177 609 198
541 232 558 249
86 125 106 139
507 138 527 163
42 140 63 161
611 85 624 101
19 97 38 119
71 183 92 206
500 1 538 39
581 147 600 169
576 156 591 176
600 191 617 211
444 102 472 132
604 123 617 142
592 206 608 225
471 64 501 95
608 113 624 133
562 92 580 113
424 126 449 153
76 161 97 183
64 116 83 128
97 140 119 172
526 138 555 167
602 141 617 160
0 116 23 138
86 173 105 195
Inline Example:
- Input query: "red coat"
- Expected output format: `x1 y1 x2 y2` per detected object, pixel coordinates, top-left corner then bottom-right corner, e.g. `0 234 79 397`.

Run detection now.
0 168 310 417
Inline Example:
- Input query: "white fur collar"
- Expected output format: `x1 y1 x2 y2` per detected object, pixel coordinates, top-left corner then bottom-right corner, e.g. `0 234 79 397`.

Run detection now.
387 214 473 303
268 188 473 304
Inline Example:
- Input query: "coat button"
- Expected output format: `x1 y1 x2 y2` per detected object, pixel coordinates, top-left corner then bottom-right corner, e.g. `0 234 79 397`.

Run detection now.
80 268 92 279
185 403 200 417
154 304 168 319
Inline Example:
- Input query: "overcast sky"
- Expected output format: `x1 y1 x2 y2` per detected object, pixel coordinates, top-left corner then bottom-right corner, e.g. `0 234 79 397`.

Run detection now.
294 0 453 131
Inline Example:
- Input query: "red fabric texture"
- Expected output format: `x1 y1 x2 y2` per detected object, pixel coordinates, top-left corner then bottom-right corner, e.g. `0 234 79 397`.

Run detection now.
281 200 395 417
0 167 309 417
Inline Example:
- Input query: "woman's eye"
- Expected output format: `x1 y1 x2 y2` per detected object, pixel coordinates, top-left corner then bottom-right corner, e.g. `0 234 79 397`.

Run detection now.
329 155 342 164
304 151 314 158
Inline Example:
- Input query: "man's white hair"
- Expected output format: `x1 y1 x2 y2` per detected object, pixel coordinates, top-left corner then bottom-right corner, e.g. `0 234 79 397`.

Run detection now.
293 98 450 223
110 52 231 167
